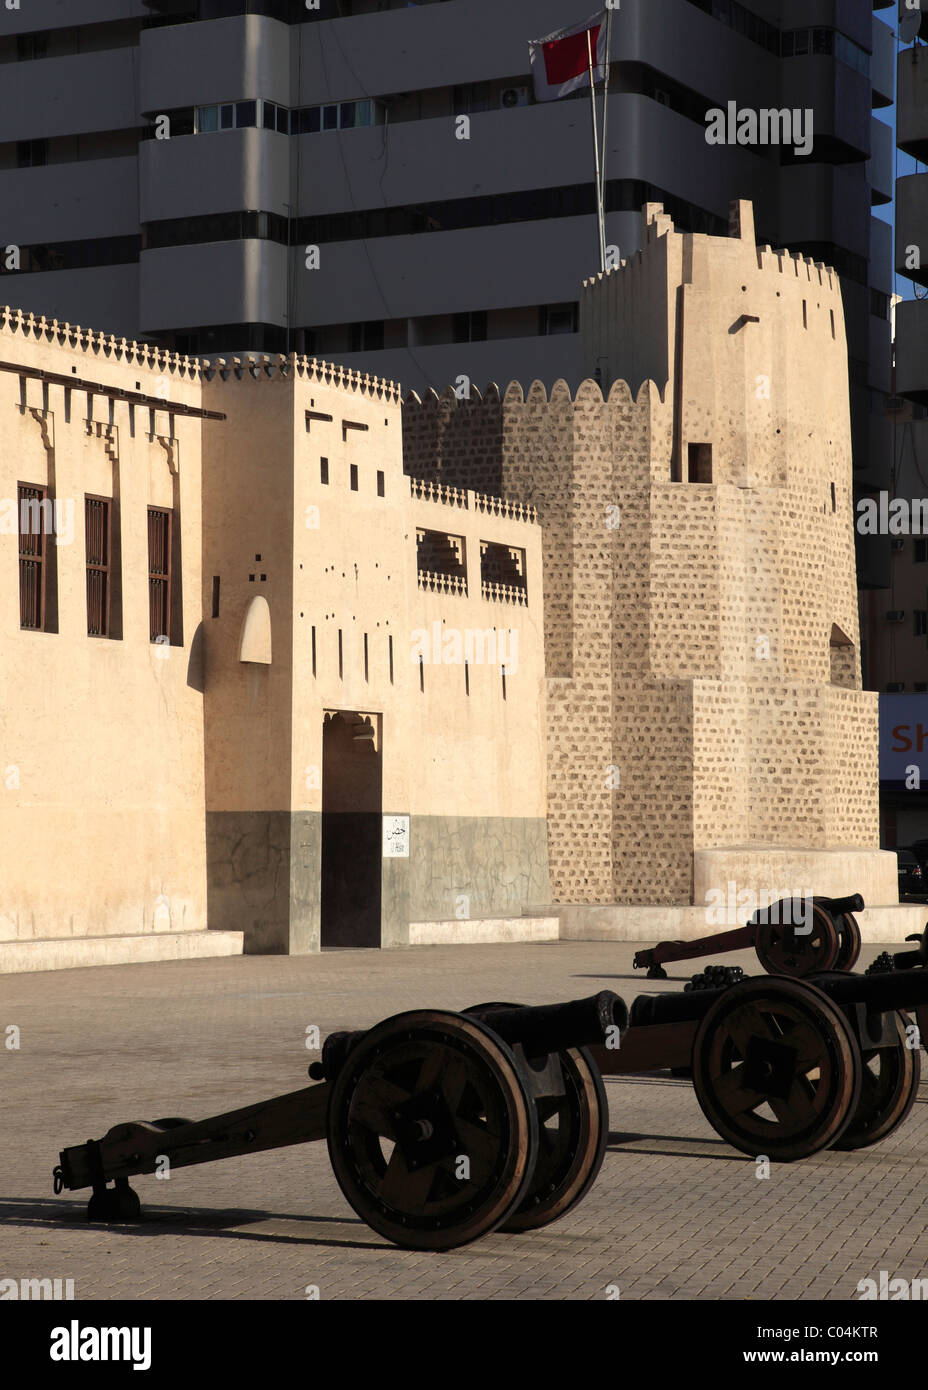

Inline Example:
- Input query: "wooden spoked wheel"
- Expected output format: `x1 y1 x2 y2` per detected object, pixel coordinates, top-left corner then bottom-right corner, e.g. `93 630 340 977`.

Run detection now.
463 1003 609 1232
326 1009 538 1251
502 1046 608 1232
692 977 861 1161
833 1011 921 1150
917 1005 928 1056
754 903 839 977
818 905 863 973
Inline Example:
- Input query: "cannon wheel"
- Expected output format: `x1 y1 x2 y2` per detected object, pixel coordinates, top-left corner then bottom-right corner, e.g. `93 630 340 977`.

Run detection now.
832 1010 921 1150
754 904 839 977
823 908 862 973
502 1046 607 1232
916 1005 928 1057
326 1009 538 1251
462 1002 609 1232
692 977 861 1161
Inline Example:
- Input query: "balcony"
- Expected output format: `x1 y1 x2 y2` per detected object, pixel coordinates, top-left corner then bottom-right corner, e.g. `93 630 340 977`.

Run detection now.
895 174 928 288
897 46 928 161
894 298 928 405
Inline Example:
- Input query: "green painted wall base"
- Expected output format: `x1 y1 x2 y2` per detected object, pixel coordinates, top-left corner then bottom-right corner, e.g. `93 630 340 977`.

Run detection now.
206 810 550 953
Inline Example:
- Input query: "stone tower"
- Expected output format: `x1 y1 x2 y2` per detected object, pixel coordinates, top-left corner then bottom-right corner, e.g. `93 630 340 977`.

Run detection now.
403 200 899 911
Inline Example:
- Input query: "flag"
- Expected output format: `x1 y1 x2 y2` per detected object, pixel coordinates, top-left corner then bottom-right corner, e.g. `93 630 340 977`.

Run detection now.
528 11 608 103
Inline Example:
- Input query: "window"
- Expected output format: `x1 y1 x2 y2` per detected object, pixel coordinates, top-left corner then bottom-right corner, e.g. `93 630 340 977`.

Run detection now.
211 576 221 618
349 321 384 352
388 634 393 684
320 457 329 484
915 540 928 564
323 105 338 131
220 104 234 130
539 303 578 336
17 33 48 60
16 139 47 168
262 101 277 131
235 100 257 128
196 106 219 133
916 612 928 638
453 311 488 344
377 470 385 498
18 483 47 630
85 496 111 637
350 464 359 491
148 507 172 643
688 443 713 483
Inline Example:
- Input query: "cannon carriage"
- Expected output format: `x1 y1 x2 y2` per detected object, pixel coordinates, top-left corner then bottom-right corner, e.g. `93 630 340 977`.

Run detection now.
53 904 928 1252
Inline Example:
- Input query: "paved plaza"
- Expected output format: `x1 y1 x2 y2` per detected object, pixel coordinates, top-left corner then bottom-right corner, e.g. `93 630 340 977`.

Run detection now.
2 940 928 1302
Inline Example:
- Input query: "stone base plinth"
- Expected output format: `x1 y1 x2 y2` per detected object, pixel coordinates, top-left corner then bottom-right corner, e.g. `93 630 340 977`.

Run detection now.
692 847 900 911
0 931 243 975
407 916 559 946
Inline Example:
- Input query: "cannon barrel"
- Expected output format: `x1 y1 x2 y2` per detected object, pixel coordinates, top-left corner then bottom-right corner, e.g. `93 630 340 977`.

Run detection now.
311 991 627 1082
467 991 628 1055
628 967 928 1031
815 893 865 916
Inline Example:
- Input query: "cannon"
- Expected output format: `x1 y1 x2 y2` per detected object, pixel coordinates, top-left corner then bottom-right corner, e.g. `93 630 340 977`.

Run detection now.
632 893 865 979
591 962 928 1162
52 992 627 1252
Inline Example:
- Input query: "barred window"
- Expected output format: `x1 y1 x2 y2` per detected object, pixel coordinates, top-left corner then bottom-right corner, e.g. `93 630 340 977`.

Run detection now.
148 507 172 643
85 496 111 637
18 482 47 630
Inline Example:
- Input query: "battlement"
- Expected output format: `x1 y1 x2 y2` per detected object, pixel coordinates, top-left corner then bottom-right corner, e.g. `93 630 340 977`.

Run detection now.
202 353 403 403
0 304 203 381
580 200 842 299
0 307 406 406
404 376 661 411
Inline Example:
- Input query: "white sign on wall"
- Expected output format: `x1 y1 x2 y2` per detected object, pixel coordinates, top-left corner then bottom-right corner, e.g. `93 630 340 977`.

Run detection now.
382 815 410 858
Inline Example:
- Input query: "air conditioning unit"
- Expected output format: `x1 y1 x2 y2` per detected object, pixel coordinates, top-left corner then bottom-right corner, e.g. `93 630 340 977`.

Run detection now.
891 538 906 552
885 611 906 622
500 87 530 109
652 88 672 107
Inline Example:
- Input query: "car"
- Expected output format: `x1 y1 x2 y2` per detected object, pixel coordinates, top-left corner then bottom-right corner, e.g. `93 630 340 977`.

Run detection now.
897 848 926 897
908 839 928 873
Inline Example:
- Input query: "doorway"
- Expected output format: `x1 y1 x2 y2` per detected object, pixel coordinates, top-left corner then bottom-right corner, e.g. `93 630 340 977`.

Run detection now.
320 711 382 948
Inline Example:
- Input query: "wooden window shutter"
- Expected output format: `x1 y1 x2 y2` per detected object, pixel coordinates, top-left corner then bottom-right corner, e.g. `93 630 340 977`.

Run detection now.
85 496 111 637
17 483 46 631
148 507 172 643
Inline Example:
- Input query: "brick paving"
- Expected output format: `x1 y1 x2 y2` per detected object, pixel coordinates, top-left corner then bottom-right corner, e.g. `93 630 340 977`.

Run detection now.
2 941 927 1301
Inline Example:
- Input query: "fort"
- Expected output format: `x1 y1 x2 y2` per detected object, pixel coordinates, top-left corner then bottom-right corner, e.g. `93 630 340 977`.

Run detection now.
0 198 919 972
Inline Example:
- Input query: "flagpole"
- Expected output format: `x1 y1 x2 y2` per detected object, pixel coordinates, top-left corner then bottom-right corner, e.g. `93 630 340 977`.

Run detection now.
599 6 613 247
587 28 606 272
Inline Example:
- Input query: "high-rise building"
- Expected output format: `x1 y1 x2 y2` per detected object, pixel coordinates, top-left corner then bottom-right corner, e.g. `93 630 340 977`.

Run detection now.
862 4 928 850
0 4 894 489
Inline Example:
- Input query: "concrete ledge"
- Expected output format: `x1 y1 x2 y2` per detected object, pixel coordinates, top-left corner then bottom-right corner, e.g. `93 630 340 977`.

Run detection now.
693 847 900 910
408 916 560 946
540 903 927 945
0 930 244 975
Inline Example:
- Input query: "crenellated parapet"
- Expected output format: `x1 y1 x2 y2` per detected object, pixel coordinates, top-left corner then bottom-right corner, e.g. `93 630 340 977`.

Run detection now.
0 305 203 381
202 353 403 403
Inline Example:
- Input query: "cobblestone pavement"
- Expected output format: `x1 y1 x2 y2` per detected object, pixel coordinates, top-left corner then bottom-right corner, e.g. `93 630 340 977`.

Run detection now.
2 941 927 1301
